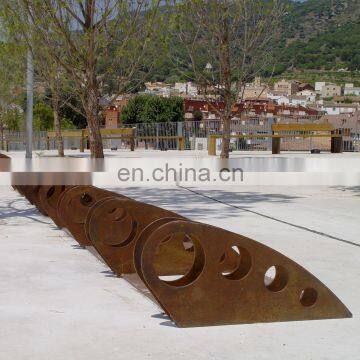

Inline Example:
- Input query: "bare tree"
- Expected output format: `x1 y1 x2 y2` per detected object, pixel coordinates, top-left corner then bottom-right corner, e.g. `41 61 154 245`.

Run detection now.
33 49 71 157
0 1 67 156
12 0 162 158
46 71 66 157
172 0 284 158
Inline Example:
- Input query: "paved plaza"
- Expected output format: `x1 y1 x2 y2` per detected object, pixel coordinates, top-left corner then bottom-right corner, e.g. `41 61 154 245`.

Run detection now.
0 175 359 359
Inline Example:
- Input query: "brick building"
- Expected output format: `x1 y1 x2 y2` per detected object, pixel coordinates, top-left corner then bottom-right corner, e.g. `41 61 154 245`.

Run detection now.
103 96 132 128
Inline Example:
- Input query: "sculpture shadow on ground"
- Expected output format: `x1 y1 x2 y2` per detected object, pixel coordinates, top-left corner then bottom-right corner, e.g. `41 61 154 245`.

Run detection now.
0 197 51 225
105 187 302 221
331 186 360 197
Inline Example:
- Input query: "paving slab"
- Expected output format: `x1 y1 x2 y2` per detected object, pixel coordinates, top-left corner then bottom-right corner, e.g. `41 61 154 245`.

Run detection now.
0 185 359 360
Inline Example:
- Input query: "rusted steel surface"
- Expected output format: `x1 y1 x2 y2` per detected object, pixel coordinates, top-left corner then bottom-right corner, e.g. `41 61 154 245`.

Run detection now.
13 183 352 328
38 186 71 228
0 153 11 171
86 199 239 277
57 186 127 246
85 197 191 275
15 186 36 204
16 186 48 216
134 219 352 327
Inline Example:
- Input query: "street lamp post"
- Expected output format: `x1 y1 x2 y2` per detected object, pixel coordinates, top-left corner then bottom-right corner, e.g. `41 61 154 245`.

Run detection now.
25 47 33 158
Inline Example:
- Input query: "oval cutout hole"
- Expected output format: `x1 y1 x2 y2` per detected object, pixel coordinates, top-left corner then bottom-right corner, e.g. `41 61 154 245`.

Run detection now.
264 265 288 292
300 288 318 307
221 246 252 280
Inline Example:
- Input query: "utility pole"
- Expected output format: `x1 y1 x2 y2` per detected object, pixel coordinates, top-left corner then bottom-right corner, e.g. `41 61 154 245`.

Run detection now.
25 47 33 158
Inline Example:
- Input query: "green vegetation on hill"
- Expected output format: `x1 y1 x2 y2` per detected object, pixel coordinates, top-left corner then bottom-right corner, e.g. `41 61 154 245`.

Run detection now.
267 0 360 74
279 21 360 71
284 0 360 40
271 69 360 87
147 0 360 83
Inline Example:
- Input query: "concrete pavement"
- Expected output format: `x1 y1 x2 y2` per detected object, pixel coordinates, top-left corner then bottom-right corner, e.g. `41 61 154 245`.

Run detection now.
0 184 359 360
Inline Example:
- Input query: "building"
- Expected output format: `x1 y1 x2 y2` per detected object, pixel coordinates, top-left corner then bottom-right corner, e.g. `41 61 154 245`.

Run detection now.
298 83 315 92
274 79 300 96
321 84 342 98
344 84 360 96
333 96 360 105
296 89 317 102
320 112 360 151
242 86 269 100
267 93 289 105
320 102 359 115
104 106 120 129
241 77 269 100
173 82 198 97
320 113 359 130
315 82 326 93
289 95 309 107
103 95 132 128
144 82 171 97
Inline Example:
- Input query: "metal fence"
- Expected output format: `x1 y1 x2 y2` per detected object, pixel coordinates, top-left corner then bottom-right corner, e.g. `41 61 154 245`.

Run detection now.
46 131 84 151
127 118 360 152
1 131 48 151
2 117 360 152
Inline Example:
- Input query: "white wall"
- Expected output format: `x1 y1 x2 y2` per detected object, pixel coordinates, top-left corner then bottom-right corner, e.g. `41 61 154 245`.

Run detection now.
315 82 326 92
344 88 360 96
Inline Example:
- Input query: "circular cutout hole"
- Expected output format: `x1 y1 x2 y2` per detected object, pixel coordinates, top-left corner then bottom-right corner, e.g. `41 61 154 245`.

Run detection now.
80 193 93 207
155 233 204 287
221 245 252 280
300 288 318 307
46 186 56 199
264 265 288 292
99 208 137 247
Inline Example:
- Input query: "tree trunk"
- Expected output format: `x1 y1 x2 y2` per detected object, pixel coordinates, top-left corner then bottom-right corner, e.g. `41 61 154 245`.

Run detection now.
0 122 4 151
85 89 104 158
83 1 104 159
52 91 64 157
220 113 231 159
220 10 232 159
87 114 104 158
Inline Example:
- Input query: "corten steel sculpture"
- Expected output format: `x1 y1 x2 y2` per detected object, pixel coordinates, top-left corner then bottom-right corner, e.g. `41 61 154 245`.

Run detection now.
13 183 352 327
134 219 352 327
57 186 128 246
85 197 240 276
38 186 72 228
0 153 10 171
14 186 35 203
85 197 193 275
16 186 48 216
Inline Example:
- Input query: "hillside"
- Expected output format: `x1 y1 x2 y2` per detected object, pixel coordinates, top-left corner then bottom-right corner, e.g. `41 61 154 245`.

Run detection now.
285 0 360 42
278 20 360 72
147 0 360 83
278 0 360 72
